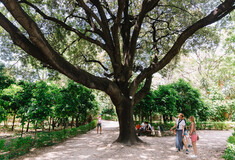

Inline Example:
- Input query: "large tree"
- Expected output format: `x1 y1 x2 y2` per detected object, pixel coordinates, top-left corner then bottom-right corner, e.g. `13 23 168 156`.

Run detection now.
0 0 234 144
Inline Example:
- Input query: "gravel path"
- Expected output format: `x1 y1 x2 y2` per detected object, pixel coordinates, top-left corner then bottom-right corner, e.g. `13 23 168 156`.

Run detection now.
17 120 233 160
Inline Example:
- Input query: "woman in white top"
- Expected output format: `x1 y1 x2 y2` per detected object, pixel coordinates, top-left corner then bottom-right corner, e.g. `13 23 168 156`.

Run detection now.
170 113 186 152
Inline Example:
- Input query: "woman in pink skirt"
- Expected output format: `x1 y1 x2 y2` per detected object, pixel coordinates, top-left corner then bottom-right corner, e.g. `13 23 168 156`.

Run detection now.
189 116 197 158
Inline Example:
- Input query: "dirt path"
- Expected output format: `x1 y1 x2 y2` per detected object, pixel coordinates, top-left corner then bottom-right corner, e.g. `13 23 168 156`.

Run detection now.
17 120 232 160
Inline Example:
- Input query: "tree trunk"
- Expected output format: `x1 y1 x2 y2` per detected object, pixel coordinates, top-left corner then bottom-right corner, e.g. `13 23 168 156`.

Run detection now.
21 124 24 137
141 111 144 123
71 116 74 128
11 113 16 131
52 118 55 130
75 116 79 127
26 120 30 132
63 119 66 130
115 99 142 145
49 117 51 131
163 115 167 123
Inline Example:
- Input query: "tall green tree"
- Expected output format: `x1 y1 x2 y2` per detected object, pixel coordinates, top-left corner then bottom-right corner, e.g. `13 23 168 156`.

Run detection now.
0 64 14 123
28 81 52 131
154 85 178 122
0 0 234 144
171 79 207 119
0 84 23 130
16 81 34 134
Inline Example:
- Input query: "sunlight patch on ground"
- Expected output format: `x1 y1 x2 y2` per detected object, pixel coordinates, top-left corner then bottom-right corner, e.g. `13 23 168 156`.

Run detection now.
145 148 156 151
77 155 90 159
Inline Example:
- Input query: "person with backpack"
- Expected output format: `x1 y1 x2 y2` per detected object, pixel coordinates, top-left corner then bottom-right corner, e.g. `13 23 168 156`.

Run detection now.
170 113 187 152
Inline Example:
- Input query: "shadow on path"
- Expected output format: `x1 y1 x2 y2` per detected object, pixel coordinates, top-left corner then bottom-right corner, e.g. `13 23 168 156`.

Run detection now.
18 120 232 160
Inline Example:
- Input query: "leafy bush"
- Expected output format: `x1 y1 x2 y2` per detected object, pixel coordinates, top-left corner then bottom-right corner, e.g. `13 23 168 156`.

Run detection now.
223 129 235 160
0 139 6 150
69 128 78 136
151 122 175 131
228 136 235 145
151 121 234 131
35 132 54 148
196 122 232 130
3 136 34 159
223 142 235 160
0 120 97 159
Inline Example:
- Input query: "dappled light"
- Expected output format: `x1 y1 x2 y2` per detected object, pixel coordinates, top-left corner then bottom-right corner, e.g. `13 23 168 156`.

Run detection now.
17 120 232 160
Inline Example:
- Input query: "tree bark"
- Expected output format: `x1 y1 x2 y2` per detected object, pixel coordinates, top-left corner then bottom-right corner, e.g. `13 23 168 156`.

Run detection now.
115 99 142 145
11 113 16 131
26 120 30 132
76 116 79 127
71 116 74 128
49 117 51 131
21 124 24 137
52 118 55 130
163 115 167 123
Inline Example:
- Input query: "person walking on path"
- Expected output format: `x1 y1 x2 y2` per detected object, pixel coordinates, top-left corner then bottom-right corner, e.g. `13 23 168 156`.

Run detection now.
170 113 188 153
189 116 197 158
97 113 102 134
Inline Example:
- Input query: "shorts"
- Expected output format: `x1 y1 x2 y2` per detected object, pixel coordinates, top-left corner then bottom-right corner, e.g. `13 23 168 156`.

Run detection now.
97 123 101 127
191 133 197 142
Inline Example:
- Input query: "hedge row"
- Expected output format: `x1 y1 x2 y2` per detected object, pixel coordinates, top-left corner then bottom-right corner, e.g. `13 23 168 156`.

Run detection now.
150 121 234 131
222 128 235 160
0 120 97 160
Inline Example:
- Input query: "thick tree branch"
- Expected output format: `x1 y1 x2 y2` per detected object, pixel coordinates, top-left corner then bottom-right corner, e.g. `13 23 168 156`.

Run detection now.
128 0 160 67
91 0 114 48
129 0 235 95
76 0 103 29
133 76 152 106
110 0 125 71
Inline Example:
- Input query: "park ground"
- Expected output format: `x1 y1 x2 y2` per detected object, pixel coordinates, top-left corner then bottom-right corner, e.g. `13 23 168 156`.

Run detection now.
16 120 233 160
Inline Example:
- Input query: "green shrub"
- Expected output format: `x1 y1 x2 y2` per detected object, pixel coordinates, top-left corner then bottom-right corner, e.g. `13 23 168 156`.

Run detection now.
0 120 97 159
35 132 54 148
51 130 65 142
223 143 235 160
5 136 33 159
223 128 235 160
0 139 6 150
228 136 235 145
151 122 175 131
69 128 78 136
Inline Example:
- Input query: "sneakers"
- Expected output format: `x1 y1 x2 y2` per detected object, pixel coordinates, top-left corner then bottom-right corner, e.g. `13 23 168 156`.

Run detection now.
177 148 181 152
188 144 192 148
186 149 189 154
190 155 197 158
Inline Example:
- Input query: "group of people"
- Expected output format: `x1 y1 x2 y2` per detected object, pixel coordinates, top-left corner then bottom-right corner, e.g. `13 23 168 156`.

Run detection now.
137 121 152 136
96 113 198 158
170 113 198 158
